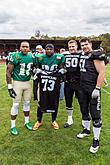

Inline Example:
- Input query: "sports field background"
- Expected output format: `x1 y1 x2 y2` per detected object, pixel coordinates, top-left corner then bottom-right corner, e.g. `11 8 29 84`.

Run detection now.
0 63 110 165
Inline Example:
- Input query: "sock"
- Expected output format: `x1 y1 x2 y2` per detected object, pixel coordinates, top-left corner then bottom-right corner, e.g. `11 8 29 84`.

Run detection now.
93 126 101 140
83 120 90 130
68 116 73 122
66 108 73 124
24 116 29 124
66 107 73 123
11 120 16 128
67 107 73 116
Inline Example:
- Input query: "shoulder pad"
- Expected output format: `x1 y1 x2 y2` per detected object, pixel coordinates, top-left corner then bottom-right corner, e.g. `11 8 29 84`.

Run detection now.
55 53 64 60
62 51 70 55
36 53 44 61
35 53 44 58
91 50 105 60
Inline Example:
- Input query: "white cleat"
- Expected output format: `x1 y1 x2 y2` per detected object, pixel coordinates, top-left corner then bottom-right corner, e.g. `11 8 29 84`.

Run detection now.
77 129 90 139
64 120 73 128
90 139 99 154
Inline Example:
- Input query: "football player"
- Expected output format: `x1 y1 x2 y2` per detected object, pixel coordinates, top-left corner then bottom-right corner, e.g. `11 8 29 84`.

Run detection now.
77 38 105 153
64 40 82 128
6 41 33 135
33 43 65 130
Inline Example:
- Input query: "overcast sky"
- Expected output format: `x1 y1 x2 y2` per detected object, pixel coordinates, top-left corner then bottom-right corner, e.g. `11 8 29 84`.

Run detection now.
0 0 110 39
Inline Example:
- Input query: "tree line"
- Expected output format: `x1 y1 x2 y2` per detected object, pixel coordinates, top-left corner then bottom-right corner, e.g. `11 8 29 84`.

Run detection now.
30 31 110 53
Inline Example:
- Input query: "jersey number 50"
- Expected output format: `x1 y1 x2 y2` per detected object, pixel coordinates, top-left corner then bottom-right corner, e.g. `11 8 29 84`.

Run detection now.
66 58 78 67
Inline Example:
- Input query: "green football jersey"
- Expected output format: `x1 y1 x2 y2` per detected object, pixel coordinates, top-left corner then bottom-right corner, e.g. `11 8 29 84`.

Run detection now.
34 53 65 71
9 52 33 81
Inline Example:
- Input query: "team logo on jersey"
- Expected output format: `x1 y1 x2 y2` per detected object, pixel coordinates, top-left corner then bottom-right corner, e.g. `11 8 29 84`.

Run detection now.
16 55 20 60
38 57 43 61
56 56 61 60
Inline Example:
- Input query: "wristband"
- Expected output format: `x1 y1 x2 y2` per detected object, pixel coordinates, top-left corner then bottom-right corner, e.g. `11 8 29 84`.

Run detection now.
8 84 13 89
96 86 100 90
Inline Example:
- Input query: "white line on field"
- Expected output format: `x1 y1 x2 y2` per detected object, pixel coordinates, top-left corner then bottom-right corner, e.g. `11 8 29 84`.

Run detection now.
102 88 110 95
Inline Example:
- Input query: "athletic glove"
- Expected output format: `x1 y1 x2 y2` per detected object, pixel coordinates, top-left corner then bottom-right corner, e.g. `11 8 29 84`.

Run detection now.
91 87 100 99
8 84 17 98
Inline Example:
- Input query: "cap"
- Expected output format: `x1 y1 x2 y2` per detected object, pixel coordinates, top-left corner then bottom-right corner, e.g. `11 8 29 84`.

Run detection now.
45 44 54 50
36 45 43 49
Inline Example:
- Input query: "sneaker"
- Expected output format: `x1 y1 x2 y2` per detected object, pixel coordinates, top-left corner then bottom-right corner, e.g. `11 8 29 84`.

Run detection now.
90 139 99 153
77 129 90 139
25 123 33 131
64 120 73 128
33 121 42 130
11 127 18 136
52 121 59 129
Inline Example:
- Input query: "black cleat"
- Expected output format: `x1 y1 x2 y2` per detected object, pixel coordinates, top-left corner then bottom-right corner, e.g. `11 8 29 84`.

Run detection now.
90 139 99 153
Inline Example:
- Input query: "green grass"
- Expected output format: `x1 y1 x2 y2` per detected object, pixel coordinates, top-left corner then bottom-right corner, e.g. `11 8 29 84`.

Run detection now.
0 63 110 165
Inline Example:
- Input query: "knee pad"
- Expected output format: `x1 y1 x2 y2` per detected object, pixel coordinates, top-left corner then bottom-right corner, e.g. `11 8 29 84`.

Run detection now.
11 103 19 115
93 119 102 128
23 101 30 112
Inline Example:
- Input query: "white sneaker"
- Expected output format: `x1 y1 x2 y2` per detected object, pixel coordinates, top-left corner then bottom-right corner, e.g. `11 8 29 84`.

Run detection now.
77 129 90 139
90 139 99 154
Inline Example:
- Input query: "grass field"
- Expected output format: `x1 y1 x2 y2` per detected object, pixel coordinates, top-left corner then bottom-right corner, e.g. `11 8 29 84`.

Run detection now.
0 63 110 165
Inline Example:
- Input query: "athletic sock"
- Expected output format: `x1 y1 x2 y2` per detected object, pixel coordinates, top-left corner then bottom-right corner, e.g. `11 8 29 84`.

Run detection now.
24 116 29 124
93 126 101 140
11 120 16 128
83 120 90 130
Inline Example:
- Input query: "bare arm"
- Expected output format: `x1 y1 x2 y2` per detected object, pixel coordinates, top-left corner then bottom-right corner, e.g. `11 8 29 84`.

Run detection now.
6 64 14 84
94 60 105 88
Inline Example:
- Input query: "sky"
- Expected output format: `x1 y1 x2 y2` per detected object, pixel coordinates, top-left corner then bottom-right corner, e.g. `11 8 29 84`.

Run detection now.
0 0 110 39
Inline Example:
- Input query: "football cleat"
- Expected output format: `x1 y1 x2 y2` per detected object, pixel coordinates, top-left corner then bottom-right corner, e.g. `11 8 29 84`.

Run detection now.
77 129 90 139
64 120 73 128
33 121 42 130
11 127 18 136
51 121 59 129
90 139 99 153
25 123 33 131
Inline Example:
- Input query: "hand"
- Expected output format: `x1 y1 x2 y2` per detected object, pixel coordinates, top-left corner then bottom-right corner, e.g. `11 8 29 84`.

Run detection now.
34 68 42 74
58 68 66 74
8 88 17 98
91 87 100 99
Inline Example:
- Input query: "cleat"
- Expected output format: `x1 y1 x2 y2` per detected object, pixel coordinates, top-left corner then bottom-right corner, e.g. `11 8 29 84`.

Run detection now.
90 139 99 154
64 120 73 128
25 123 33 131
77 129 90 139
33 121 42 130
52 121 59 129
11 127 18 136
